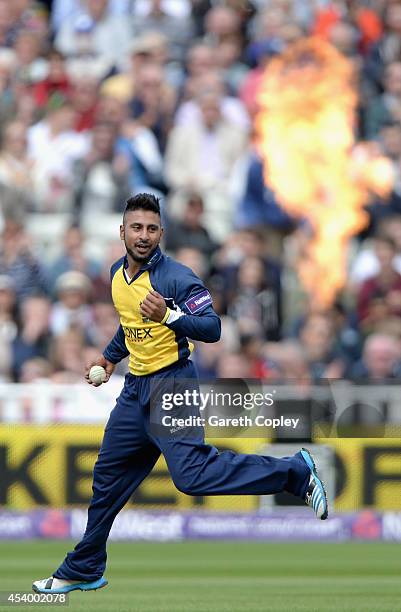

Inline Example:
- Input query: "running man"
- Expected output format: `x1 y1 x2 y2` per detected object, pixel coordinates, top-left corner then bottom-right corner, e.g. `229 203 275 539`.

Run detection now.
33 193 328 594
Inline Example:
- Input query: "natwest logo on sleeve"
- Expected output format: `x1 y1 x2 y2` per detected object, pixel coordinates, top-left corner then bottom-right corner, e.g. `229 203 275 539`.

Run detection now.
185 290 212 314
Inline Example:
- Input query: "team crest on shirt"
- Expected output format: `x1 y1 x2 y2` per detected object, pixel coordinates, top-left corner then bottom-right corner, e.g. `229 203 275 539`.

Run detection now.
139 302 151 323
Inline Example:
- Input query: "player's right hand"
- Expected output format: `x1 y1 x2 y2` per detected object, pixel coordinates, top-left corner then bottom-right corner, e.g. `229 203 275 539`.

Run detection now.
85 355 115 385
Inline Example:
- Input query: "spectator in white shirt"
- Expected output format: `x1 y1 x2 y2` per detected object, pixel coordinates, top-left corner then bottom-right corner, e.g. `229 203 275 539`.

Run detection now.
28 98 89 211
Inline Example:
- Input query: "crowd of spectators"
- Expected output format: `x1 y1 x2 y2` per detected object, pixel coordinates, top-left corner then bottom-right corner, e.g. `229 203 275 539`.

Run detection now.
1 0 401 384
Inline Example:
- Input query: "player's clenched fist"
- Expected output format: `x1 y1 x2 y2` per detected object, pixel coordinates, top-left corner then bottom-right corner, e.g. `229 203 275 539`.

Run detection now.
140 290 167 322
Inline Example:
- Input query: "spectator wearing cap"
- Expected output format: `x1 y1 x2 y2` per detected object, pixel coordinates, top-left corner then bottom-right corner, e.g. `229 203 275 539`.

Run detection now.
50 270 93 336
51 0 130 34
54 0 131 70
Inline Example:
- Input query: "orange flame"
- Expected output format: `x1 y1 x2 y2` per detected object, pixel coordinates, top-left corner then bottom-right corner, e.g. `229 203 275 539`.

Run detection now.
256 37 393 307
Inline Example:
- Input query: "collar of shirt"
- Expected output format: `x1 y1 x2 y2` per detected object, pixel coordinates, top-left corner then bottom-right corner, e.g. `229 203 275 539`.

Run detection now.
123 245 163 276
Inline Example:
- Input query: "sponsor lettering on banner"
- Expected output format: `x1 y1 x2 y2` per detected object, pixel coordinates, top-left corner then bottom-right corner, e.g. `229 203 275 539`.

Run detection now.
1 425 401 512
71 510 185 541
0 510 392 541
185 514 349 540
0 426 262 511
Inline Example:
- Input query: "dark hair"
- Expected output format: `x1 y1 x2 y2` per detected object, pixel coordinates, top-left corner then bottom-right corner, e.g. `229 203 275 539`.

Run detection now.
123 193 161 220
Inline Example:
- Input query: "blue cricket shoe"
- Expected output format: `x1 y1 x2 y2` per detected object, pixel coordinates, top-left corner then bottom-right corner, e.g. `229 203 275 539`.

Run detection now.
32 576 108 594
300 448 329 520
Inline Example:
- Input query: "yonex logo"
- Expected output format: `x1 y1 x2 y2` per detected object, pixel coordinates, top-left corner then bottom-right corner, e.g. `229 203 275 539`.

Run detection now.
123 326 153 342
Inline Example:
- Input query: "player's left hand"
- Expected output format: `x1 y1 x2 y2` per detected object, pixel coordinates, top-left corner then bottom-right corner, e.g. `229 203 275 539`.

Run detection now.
140 290 167 323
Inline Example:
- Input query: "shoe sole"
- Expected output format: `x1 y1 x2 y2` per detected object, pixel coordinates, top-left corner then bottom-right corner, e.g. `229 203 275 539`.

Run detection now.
300 447 329 520
32 578 108 594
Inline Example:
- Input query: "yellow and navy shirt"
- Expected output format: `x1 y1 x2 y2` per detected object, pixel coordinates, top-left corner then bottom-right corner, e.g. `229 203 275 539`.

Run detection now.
103 247 221 375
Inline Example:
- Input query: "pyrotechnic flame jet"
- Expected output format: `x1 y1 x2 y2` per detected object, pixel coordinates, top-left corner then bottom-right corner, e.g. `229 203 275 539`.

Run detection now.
256 37 393 307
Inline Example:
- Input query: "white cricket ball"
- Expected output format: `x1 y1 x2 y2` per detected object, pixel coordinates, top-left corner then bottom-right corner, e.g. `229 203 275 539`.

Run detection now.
89 365 107 385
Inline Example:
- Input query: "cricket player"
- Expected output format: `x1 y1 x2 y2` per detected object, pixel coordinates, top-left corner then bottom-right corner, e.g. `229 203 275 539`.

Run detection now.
33 193 328 594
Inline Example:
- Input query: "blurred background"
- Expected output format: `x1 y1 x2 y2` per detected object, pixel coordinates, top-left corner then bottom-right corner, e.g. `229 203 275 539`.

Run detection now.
0 0 401 544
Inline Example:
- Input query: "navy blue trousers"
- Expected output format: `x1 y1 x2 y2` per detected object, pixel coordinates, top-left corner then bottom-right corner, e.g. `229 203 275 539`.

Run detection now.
55 360 309 581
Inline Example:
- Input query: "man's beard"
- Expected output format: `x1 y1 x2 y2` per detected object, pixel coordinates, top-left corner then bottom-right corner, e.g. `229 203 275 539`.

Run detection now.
125 242 157 263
